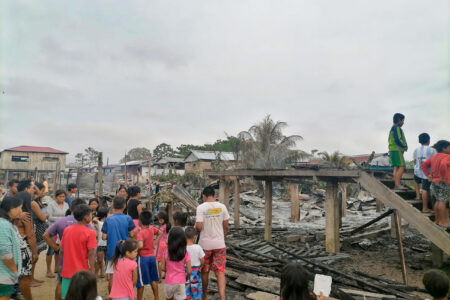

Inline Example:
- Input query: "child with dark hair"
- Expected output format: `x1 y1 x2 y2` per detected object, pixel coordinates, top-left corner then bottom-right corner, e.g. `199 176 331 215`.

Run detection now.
185 226 205 300
65 184 77 207
413 133 437 212
95 207 108 278
156 211 171 280
161 227 192 300
109 239 138 300
388 113 408 189
280 263 324 300
173 211 188 228
88 199 99 217
65 270 101 300
136 211 162 300
422 269 449 300
101 196 135 293
60 204 97 299
421 140 450 228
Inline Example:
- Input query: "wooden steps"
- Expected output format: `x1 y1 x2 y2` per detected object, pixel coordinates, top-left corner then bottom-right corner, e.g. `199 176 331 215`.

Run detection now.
358 172 450 255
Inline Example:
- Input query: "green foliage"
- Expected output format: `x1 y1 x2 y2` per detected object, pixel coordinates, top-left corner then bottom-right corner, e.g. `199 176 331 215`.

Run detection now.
74 153 86 167
153 143 176 159
176 136 238 157
121 147 152 163
237 115 303 169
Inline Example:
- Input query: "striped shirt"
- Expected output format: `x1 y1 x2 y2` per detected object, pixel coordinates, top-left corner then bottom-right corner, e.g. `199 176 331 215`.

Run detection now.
0 218 22 284
413 145 436 179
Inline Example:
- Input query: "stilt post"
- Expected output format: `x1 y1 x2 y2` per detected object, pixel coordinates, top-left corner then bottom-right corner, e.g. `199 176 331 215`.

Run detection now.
234 178 240 229
289 183 300 222
219 178 226 204
325 181 340 253
264 181 273 242
393 210 408 285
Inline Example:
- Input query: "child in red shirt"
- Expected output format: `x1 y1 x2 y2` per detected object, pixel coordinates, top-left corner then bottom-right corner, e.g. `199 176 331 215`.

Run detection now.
60 204 97 299
136 211 162 300
421 140 450 228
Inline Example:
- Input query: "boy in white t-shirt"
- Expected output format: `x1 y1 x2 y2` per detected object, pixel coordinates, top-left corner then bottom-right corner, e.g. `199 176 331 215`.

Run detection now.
195 186 229 300
185 226 205 300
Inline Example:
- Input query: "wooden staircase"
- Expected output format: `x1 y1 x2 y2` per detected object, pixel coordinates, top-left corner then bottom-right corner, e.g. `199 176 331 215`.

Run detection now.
358 171 450 256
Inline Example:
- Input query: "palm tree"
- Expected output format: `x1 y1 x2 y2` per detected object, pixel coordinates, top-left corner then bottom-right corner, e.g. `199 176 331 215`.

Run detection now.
318 151 349 169
237 115 303 169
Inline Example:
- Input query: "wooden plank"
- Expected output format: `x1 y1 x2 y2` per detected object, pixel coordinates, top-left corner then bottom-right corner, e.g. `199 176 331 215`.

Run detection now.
204 169 360 179
393 210 408 285
325 181 340 253
264 181 273 242
358 172 450 255
234 178 240 229
236 273 280 294
289 183 300 222
340 288 396 299
246 291 278 300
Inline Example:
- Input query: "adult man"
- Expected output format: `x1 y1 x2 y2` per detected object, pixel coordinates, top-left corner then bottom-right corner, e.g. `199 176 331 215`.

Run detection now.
65 184 77 207
195 186 229 300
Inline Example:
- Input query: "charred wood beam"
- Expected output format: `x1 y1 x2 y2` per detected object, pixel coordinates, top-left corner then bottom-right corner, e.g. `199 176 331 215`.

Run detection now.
349 209 394 235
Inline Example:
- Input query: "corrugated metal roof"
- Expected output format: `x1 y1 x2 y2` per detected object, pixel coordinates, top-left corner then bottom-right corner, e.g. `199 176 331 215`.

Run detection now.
186 150 236 162
3 146 68 154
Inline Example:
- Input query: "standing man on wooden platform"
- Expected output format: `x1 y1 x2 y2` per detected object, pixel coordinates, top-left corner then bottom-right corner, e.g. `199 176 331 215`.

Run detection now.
195 186 229 300
388 113 408 190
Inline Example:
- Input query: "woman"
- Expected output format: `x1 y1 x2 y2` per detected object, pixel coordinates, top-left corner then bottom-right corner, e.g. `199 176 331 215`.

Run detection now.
116 185 127 199
88 198 99 218
45 190 68 278
30 183 49 285
14 191 37 300
0 196 23 300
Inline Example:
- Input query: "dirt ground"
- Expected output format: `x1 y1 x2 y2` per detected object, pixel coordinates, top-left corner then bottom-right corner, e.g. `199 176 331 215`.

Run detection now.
31 251 166 300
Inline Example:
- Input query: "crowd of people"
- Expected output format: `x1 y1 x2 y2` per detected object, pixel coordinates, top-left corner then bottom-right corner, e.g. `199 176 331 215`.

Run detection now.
0 118 448 300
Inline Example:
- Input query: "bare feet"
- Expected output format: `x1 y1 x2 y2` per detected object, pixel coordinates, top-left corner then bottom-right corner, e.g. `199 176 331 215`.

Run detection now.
30 280 42 287
46 272 56 278
33 278 44 283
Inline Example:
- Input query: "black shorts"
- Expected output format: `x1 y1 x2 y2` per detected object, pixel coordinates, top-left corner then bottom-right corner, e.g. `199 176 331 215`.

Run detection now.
414 175 422 184
421 179 431 191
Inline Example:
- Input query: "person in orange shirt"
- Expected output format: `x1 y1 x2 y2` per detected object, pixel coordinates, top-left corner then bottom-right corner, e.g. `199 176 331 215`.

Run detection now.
421 140 450 228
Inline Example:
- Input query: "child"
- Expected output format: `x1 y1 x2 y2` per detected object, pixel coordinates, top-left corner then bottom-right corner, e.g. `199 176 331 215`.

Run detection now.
156 211 171 280
421 140 450 228
173 211 188 229
101 196 136 292
280 263 324 300
95 207 108 278
60 204 97 299
422 269 449 300
185 227 205 300
413 133 437 212
388 113 408 190
136 211 162 300
109 239 139 300
161 227 192 300
65 270 102 300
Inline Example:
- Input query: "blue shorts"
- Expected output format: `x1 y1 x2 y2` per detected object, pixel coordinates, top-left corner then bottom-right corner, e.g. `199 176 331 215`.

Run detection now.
136 256 159 288
186 267 203 299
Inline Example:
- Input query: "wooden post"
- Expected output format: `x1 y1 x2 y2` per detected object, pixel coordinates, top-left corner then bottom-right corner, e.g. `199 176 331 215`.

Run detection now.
393 210 408 285
431 243 448 267
224 181 230 210
264 181 273 242
340 183 347 217
376 199 384 212
219 178 226 204
98 152 103 199
289 183 300 222
390 213 397 238
325 181 340 253
167 201 174 225
234 178 240 229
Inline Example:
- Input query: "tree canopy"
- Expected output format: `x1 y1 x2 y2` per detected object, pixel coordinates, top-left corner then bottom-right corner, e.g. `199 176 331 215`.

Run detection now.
121 147 152 163
153 143 176 159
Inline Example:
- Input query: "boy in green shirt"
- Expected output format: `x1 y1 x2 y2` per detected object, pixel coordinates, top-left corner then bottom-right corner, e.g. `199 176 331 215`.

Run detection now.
388 113 408 189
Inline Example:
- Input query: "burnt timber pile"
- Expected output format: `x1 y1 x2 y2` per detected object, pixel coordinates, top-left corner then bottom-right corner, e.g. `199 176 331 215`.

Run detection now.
194 168 450 300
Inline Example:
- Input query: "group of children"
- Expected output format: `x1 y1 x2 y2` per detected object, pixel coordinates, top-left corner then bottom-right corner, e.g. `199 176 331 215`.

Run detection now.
51 191 207 300
389 113 449 228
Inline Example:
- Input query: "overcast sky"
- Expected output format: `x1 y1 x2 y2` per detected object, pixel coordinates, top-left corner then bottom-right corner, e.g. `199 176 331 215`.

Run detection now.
0 0 448 163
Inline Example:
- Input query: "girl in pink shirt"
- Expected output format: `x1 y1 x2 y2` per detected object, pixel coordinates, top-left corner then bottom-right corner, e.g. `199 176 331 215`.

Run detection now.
109 239 139 300
161 227 192 300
